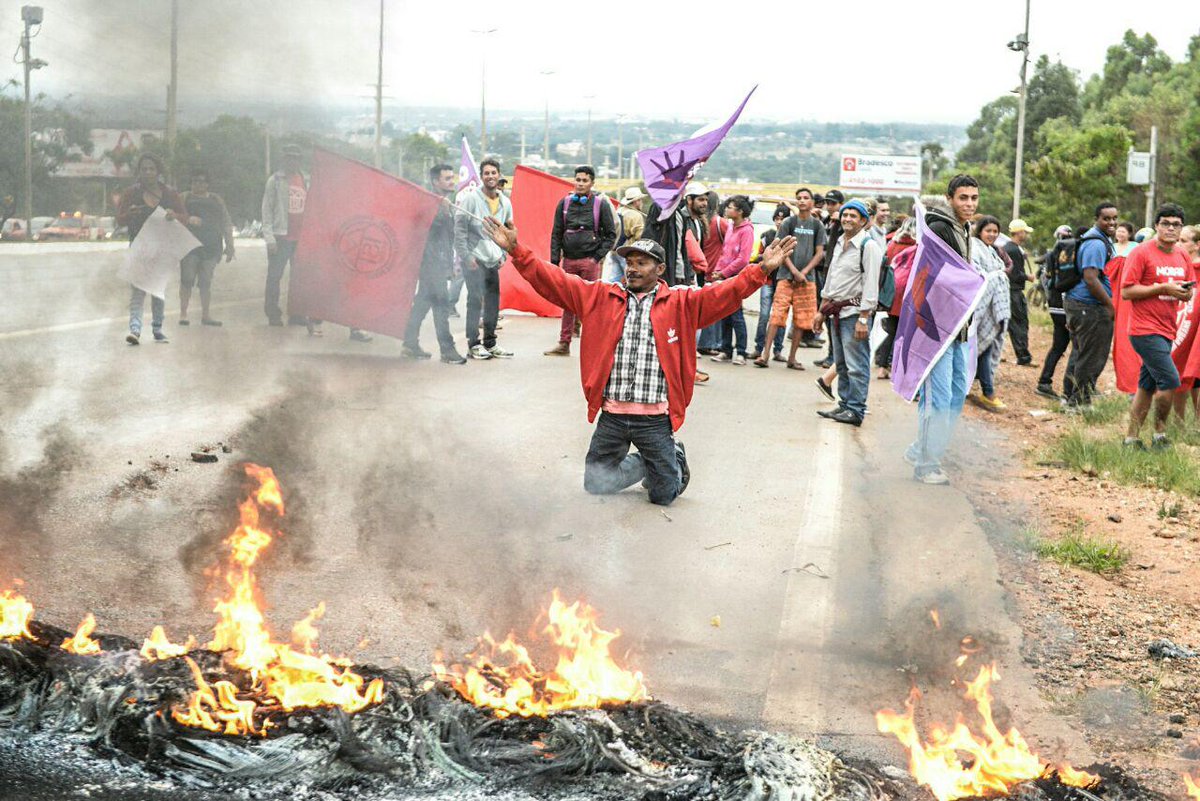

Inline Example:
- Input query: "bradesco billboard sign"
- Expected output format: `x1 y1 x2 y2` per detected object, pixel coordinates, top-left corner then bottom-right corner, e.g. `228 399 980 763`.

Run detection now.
839 154 923 193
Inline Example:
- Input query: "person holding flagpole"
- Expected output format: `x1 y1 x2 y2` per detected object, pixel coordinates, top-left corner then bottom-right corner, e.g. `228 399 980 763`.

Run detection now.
454 157 514 360
905 175 981 486
483 215 796 506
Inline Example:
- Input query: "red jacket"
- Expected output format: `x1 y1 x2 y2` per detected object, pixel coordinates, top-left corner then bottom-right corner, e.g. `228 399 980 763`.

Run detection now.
512 244 768 431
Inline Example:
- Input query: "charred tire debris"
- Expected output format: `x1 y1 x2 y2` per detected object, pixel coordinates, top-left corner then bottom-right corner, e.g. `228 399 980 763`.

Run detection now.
0 619 892 801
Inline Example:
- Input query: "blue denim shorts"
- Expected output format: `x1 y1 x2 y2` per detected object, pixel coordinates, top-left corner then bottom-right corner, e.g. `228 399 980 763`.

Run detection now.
1130 334 1180 392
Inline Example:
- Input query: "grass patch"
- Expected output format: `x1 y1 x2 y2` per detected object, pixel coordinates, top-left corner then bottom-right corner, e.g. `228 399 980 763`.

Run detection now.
1049 429 1200 495
1076 395 1131 426
1028 303 1053 331
1030 522 1130 575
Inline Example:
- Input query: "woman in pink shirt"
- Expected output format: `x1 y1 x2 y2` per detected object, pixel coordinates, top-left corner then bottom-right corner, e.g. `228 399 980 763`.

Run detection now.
710 195 755 365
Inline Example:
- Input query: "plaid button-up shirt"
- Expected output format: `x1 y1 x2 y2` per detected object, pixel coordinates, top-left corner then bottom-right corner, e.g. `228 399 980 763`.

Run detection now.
603 287 668 405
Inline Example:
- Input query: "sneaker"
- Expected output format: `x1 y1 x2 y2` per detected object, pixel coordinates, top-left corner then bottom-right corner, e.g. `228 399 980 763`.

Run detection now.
440 349 467 365
772 352 787 362
1035 383 1060 400
468 344 492 360
976 395 1007 412
903 448 918 466
817 408 841 419
710 353 731 363
544 342 571 356
815 377 835 402
307 321 324 337
748 351 762 360
400 345 432 360
349 329 373 342
1151 435 1172 451
813 359 833 368
1017 359 1038 367
732 354 746 366
829 408 863 427
487 345 514 358
675 440 690 496
152 330 169 343
126 332 140 346
916 469 951 485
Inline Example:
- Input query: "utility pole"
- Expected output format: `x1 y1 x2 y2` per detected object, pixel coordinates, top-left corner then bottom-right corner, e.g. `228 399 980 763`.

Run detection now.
19 6 45 227
1144 125 1158 229
166 0 178 172
472 28 498 154
584 95 595 167
540 69 555 166
374 0 384 169
1008 0 1031 221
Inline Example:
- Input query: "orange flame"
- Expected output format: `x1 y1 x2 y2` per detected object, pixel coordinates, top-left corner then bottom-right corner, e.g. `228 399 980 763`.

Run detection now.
1185 773 1200 800
434 590 648 718
172 464 384 736
140 625 197 661
930 609 941 630
875 664 1098 801
0 589 34 640
61 613 102 655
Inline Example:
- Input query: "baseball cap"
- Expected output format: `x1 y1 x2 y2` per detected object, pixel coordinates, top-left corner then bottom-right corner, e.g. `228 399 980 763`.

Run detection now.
1009 219 1034 233
616 238 666 263
824 189 845 204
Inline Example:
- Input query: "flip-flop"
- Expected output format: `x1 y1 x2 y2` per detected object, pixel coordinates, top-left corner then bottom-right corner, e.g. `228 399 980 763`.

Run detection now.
753 359 768 368
787 363 806 371
695 371 710 383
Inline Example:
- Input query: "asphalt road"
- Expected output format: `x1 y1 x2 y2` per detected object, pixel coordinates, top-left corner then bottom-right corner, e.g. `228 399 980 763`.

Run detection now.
0 242 1088 777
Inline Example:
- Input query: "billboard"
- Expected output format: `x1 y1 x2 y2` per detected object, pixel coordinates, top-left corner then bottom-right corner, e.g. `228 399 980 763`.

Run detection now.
53 129 163 178
839 154 923 193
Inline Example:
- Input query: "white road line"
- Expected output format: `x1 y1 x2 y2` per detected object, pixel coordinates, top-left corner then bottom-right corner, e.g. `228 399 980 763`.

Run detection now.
0 298 260 341
761 421 843 730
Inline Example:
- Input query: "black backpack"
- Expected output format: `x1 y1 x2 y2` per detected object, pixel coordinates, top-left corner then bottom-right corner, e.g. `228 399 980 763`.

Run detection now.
1054 233 1112 292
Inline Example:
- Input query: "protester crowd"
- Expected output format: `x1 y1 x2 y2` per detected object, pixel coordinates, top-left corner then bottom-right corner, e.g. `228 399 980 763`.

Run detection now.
115 149 1198 501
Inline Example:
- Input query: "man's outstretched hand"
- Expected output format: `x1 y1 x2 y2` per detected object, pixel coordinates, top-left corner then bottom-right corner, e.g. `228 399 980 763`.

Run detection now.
760 235 797 276
484 217 518 254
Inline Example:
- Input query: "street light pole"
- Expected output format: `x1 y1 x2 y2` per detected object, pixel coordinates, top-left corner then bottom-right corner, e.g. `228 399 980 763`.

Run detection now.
374 0 385 169
19 5 45 227
166 0 178 171
1009 0 1031 222
540 69 555 166
472 28 498 154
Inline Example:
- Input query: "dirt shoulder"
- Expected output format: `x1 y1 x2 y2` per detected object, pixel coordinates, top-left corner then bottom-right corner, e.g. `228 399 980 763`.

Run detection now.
954 305 1200 795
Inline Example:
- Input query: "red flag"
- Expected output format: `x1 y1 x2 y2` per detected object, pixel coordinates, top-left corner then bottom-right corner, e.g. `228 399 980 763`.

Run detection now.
499 165 570 317
1172 295 1200 389
1108 256 1141 394
290 148 441 337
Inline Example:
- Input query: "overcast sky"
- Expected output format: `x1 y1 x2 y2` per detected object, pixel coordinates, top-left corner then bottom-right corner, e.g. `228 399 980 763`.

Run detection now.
2 1 1198 126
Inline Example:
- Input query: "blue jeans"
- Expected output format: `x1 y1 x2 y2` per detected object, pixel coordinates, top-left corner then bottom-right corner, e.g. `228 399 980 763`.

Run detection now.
754 283 785 355
698 322 722 351
584 412 683 506
909 340 970 477
976 342 997 398
831 314 871 419
129 285 164 335
720 309 748 357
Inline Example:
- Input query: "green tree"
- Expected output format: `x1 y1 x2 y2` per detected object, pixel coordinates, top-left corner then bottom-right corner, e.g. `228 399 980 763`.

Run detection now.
392 133 448 185
1082 30 1173 109
920 142 948 185
0 91 92 216
955 96 1017 166
1023 121 1132 237
1024 57 1081 161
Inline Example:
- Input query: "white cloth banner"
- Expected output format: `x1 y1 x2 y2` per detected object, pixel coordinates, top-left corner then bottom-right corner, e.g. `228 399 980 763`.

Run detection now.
120 207 201 299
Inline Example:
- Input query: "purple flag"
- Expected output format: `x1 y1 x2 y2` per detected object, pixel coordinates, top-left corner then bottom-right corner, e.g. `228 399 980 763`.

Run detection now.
890 201 987 401
457 137 481 193
637 86 757 221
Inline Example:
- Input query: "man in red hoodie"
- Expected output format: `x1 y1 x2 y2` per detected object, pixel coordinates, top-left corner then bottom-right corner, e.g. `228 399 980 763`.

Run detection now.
484 217 796 505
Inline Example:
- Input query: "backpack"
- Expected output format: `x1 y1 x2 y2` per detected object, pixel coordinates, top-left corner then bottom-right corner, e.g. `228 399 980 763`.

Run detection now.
860 240 894 311
1054 233 1112 292
561 193 604 257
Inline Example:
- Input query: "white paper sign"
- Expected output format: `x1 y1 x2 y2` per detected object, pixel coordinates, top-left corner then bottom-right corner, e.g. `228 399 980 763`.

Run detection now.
1126 151 1151 186
120 207 202 299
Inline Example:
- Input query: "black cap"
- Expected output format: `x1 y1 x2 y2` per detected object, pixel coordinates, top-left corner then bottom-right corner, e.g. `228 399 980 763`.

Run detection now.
824 189 845 204
615 238 666 263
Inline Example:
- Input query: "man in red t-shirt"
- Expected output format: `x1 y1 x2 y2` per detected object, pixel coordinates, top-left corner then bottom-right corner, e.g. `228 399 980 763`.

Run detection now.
1121 203 1195 450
